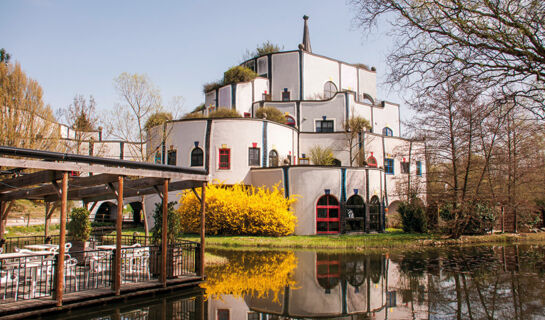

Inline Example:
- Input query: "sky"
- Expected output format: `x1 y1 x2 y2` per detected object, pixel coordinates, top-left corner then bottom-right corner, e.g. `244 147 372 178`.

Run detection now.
1 0 406 129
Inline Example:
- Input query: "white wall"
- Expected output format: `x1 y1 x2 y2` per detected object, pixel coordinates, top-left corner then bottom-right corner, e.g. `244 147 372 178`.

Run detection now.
272 52 300 100
303 53 339 100
358 68 377 101
340 63 357 92
299 94 346 132
372 101 400 136
218 85 232 109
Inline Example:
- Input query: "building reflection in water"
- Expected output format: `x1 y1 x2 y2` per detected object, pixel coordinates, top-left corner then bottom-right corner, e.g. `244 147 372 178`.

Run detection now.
46 245 545 320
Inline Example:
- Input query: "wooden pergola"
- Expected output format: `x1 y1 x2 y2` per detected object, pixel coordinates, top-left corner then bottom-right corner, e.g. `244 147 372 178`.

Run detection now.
0 146 208 307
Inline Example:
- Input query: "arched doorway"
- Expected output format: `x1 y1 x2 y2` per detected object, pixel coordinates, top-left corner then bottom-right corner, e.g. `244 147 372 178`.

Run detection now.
345 195 365 232
94 202 116 222
128 202 143 224
316 194 340 234
386 200 403 229
369 196 381 232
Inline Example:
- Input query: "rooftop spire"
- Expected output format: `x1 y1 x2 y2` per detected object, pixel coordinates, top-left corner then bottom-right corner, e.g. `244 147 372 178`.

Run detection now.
302 15 312 53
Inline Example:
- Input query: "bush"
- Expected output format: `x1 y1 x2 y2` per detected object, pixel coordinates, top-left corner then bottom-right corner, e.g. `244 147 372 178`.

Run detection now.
67 207 92 241
150 201 183 245
203 80 223 93
144 112 173 131
309 145 335 165
255 106 286 124
439 202 497 235
398 201 427 233
208 108 242 118
177 182 297 236
223 66 258 85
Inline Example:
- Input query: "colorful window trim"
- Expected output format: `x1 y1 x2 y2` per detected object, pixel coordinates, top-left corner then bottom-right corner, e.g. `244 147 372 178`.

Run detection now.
219 148 230 170
367 155 377 167
316 195 340 234
382 127 393 136
269 150 279 167
248 147 260 166
401 161 410 174
416 160 422 176
286 115 296 127
385 158 394 174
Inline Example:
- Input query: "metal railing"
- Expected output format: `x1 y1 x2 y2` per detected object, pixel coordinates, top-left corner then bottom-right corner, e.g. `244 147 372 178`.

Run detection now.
1 235 60 253
0 240 200 302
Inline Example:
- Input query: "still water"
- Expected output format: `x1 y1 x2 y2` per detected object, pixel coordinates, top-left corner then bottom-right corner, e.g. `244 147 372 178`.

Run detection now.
47 244 545 319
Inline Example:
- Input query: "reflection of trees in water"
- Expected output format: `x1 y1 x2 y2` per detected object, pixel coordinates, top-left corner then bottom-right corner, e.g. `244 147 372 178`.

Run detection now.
394 245 545 320
202 251 297 303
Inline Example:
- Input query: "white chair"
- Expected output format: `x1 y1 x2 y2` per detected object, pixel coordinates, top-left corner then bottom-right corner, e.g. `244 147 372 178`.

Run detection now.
64 257 78 291
1 270 19 301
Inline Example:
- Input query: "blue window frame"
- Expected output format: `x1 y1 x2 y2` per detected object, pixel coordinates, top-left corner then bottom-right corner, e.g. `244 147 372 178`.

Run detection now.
382 127 393 136
416 161 422 176
385 158 394 174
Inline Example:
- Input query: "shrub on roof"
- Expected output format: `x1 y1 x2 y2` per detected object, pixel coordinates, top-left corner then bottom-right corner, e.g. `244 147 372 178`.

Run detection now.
223 66 258 86
208 108 242 118
203 80 223 93
177 182 297 236
255 106 287 124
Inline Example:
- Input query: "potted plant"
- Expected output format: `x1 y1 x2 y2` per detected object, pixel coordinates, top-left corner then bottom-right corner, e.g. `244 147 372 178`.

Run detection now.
67 207 92 264
150 201 183 277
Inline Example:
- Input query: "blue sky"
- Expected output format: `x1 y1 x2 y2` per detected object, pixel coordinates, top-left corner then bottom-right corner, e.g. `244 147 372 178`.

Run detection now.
2 0 405 125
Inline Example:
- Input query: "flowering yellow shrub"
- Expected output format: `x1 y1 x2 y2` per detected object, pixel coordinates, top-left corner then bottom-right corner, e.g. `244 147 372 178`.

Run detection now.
177 182 297 236
202 251 298 302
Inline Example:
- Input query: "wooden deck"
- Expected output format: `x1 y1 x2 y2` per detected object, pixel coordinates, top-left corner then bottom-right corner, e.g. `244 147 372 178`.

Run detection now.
0 276 203 319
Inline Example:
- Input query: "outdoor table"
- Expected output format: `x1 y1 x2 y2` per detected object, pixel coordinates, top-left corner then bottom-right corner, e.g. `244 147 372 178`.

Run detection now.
0 251 55 260
24 244 59 251
96 245 133 250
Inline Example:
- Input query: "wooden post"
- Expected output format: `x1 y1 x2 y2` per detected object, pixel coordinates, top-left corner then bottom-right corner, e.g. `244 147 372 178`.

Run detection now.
114 176 124 295
55 172 68 307
44 202 50 239
199 182 206 277
161 179 169 286
0 201 5 240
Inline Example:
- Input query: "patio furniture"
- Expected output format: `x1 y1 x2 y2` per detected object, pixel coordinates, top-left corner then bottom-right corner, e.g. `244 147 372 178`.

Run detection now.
1 269 19 300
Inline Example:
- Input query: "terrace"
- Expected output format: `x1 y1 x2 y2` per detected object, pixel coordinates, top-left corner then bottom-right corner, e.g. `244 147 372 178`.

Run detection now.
0 146 208 318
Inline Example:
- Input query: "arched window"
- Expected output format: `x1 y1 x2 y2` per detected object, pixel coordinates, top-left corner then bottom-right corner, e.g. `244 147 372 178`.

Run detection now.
190 148 204 167
285 115 296 127
382 127 393 136
269 150 279 167
369 196 381 232
367 154 377 167
323 81 337 99
362 93 374 105
316 195 340 234
346 195 365 232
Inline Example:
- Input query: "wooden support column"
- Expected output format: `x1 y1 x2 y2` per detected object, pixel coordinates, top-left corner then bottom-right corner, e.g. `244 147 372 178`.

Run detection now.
55 172 68 307
0 201 13 240
199 182 206 277
114 176 124 295
161 178 169 287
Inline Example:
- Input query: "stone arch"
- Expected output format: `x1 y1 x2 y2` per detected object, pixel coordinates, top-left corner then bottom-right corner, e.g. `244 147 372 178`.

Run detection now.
94 201 117 222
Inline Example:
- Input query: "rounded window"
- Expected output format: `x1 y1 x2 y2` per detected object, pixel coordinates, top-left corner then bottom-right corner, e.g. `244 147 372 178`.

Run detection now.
323 81 337 99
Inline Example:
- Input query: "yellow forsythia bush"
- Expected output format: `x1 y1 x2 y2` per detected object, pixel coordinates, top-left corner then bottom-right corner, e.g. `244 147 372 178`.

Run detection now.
202 251 298 302
177 182 297 236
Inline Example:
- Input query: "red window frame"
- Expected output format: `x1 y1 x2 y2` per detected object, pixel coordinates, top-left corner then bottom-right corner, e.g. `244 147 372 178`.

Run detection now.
316 195 340 234
219 148 230 170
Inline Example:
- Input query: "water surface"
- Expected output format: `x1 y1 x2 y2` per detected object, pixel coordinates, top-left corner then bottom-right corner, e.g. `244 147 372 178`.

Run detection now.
45 244 545 319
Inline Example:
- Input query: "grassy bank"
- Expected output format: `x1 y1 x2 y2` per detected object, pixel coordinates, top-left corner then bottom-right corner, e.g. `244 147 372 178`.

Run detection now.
6 225 545 250
183 230 545 250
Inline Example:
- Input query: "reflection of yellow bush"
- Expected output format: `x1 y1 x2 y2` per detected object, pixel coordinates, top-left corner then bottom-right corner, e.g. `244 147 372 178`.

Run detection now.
177 182 297 236
202 251 298 303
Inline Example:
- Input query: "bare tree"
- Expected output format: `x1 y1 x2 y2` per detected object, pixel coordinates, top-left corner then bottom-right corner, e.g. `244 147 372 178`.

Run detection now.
350 0 545 118
58 94 98 153
0 62 60 151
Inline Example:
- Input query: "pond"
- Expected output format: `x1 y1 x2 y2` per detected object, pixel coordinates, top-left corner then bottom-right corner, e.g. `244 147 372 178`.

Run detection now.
44 244 545 319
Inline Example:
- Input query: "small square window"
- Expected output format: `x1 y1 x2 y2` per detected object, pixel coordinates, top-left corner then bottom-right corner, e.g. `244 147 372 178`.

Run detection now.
217 309 230 320
316 120 334 133
385 158 394 174
299 158 309 165
401 162 410 174
219 148 230 170
248 147 260 166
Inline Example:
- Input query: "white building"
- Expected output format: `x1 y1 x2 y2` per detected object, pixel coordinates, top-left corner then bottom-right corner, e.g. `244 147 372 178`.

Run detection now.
144 16 427 235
